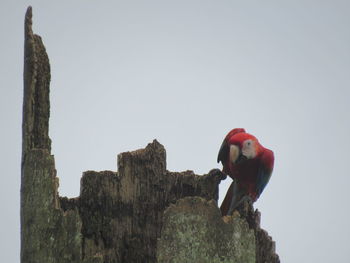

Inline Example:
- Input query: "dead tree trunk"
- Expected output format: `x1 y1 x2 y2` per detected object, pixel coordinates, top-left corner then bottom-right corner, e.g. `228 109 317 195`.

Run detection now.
21 7 279 263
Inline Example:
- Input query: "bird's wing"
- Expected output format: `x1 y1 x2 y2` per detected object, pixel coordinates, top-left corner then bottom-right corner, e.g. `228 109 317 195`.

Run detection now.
256 149 274 198
217 139 229 164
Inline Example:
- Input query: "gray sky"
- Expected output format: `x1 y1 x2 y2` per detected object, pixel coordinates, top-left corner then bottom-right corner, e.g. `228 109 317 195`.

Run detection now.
1 1 350 262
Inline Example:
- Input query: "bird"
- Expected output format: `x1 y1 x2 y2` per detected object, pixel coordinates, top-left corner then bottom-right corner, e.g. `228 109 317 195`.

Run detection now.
217 128 274 216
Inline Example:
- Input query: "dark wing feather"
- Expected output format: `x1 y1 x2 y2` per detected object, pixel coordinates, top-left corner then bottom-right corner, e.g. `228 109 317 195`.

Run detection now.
256 149 274 198
256 165 272 198
217 139 229 163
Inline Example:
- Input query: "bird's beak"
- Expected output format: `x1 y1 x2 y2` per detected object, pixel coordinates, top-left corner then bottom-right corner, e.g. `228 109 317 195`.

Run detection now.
229 145 247 164
236 152 248 164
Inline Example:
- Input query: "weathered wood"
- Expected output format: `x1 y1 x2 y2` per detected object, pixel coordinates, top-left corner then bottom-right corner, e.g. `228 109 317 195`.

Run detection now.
22 6 51 157
64 141 225 263
21 7 279 263
21 6 82 263
236 201 280 263
157 197 256 263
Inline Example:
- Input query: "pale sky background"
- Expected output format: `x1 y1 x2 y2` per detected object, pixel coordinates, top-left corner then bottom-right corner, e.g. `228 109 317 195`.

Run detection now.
1 1 350 262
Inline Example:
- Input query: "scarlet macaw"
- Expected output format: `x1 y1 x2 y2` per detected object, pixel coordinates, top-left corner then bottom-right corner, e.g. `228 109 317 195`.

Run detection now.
217 128 274 215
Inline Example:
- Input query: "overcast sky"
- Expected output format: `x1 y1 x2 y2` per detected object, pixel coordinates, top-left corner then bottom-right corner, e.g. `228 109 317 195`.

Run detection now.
1 1 350 262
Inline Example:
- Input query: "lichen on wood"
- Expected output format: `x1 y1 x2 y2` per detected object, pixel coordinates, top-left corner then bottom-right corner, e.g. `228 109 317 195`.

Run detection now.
157 197 256 263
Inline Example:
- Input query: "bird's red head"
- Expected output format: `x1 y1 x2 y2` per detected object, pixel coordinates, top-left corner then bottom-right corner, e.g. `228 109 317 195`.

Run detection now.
218 128 265 166
228 131 263 159
224 128 246 141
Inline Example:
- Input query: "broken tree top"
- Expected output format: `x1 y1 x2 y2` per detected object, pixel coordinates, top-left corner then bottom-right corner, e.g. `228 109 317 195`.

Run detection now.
20 7 279 263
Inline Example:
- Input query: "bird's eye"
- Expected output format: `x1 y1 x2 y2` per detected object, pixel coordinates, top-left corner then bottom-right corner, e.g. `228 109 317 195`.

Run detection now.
247 141 251 146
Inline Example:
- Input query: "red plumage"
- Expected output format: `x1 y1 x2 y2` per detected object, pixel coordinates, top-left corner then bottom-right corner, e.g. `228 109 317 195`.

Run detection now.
218 128 274 215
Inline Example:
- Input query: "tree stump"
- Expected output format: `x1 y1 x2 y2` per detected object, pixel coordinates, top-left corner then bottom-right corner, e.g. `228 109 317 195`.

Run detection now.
21 7 279 263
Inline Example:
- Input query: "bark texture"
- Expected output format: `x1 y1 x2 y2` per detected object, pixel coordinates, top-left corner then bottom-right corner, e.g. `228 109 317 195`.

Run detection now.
21 6 82 263
71 142 225 263
21 6 279 263
236 202 280 263
157 197 256 263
